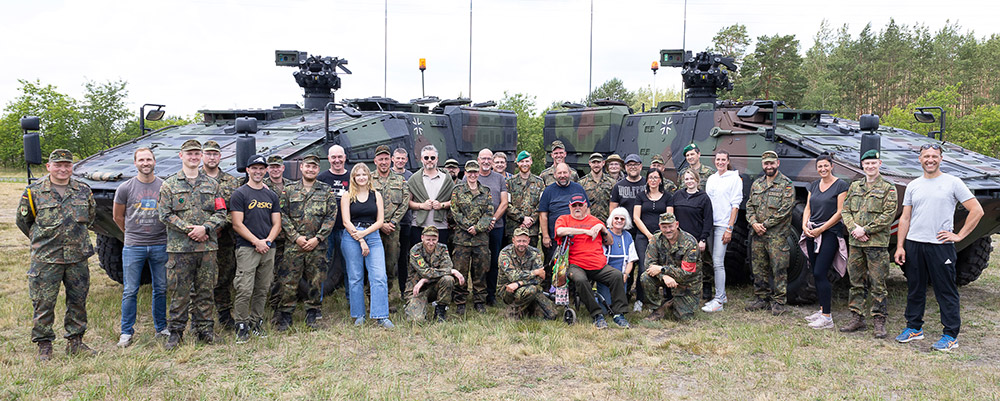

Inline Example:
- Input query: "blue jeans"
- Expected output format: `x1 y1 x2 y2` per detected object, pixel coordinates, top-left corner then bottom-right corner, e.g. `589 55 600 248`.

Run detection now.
121 244 168 335
341 227 389 319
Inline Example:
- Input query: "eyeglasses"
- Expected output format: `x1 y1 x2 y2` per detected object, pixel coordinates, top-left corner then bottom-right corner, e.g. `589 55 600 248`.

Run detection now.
612 217 626 221
569 203 587 208
423 155 437 161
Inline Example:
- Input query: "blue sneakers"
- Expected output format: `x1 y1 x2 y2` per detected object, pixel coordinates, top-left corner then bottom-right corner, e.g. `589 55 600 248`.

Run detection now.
895 328 924 343
931 335 958 351
612 314 631 329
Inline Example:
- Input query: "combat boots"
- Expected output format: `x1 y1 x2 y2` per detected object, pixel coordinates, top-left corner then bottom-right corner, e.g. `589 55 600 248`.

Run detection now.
197 330 222 345
276 312 293 332
435 304 448 322
217 310 236 332
839 312 867 333
744 298 770 312
873 316 887 339
304 309 320 330
37 341 53 361
770 302 787 316
645 300 672 322
66 335 96 356
164 331 183 350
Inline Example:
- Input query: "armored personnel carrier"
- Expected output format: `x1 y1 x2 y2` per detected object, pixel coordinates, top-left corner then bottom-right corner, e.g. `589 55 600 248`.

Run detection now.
48 50 517 286
544 50 998 304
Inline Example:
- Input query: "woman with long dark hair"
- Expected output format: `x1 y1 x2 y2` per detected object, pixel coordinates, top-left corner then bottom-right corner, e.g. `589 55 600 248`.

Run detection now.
631 168 671 310
802 154 848 329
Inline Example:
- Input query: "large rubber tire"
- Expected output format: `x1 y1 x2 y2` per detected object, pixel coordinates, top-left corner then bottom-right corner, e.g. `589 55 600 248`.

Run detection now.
96 234 152 285
723 218 752 284
956 236 992 286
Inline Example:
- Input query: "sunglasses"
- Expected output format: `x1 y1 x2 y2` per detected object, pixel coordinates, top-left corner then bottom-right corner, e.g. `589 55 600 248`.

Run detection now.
612 217 626 221
920 143 942 151
423 155 437 161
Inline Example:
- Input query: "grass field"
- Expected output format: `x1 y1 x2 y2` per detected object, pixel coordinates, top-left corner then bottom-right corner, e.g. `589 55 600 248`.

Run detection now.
0 180 998 400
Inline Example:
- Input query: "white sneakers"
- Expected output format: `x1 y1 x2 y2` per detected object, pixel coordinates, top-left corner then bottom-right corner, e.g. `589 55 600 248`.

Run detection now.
806 310 834 329
117 333 133 348
633 300 643 312
805 310 824 322
701 298 724 313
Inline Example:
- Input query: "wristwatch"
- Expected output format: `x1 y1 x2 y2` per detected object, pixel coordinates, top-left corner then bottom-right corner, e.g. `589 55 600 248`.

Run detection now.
265 241 273 247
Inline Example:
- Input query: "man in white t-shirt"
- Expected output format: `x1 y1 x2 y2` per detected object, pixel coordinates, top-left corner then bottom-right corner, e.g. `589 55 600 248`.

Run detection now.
893 143 983 351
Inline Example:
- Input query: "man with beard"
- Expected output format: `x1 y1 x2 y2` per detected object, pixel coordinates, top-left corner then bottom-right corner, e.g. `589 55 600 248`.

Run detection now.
443 159 462 181
373 145 411 297
539 140 578 186
275 154 337 331
650 154 665 172
745 150 795 316
498 227 556 320
538 163 588 280
405 226 465 322
894 144 983 351
475 149 509 307
318 145 351 297
407 145 454 247
609 154 648 215
201 140 240 332
505 151 544 247
641 212 701 322
580 153 615 223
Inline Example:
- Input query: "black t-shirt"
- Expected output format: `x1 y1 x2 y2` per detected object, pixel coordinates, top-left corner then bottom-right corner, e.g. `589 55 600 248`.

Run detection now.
230 184 281 248
349 190 378 225
807 178 849 236
636 190 672 236
610 177 647 211
317 168 351 228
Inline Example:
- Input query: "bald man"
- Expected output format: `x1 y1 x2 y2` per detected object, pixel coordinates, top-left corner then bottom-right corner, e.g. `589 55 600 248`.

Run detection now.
318 145 351 297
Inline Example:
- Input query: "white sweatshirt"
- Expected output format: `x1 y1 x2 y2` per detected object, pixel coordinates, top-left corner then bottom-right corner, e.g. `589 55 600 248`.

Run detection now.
705 169 744 227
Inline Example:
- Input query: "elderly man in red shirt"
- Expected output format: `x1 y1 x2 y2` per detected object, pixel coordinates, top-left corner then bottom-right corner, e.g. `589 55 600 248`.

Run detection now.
556 194 631 329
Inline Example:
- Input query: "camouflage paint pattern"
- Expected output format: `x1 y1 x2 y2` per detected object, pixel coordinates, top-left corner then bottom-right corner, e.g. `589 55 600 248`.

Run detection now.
580 171 616 223
841 176 898 248
847 246 890 318
28 260 90 343
277 246 327 313
505 173 545 239
497 244 555 317
166 251 218 334
17 176 96 263
747 172 795 305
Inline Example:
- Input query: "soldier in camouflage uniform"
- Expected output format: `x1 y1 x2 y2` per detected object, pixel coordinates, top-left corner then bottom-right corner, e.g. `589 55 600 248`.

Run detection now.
200 140 241 331
650 154 665 172
505 151 545 246
745 150 796 315
840 150 898 338
580 152 616 223
606 154 624 182
265 155 296 309
498 227 556 320
675 143 716 300
373 145 411 297
450 160 495 314
539 140 579 186
405 226 466 322
444 158 462 182
641 213 702 321
158 140 229 349
274 154 337 331
17 149 96 360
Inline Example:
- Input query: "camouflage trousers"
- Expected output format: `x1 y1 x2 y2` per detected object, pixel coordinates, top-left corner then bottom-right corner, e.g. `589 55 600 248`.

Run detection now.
28 260 89 343
640 274 698 321
212 243 236 316
267 239 287 309
452 244 490 306
380 228 400 292
167 251 218 334
847 245 890 318
500 284 556 318
278 246 328 313
404 275 455 321
751 232 790 305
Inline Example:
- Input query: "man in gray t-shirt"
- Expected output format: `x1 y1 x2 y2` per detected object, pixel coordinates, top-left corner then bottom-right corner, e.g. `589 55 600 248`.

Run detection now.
476 149 509 305
894 144 983 351
112 148 169 347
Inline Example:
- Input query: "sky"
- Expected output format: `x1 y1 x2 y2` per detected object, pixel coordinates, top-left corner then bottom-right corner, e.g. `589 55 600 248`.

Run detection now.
2 0 998 118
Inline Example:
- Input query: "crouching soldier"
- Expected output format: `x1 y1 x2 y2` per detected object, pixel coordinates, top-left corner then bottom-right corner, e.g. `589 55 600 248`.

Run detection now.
404 226 466 322
641 212 701 321
498 227 557 320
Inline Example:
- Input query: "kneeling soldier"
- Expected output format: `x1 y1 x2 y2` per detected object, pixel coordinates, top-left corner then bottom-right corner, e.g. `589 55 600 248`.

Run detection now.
641 212 701 321
405 226 466 322
498 227 556 320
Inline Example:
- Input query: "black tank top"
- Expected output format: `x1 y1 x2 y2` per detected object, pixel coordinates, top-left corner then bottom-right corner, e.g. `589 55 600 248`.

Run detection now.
349 190 377 225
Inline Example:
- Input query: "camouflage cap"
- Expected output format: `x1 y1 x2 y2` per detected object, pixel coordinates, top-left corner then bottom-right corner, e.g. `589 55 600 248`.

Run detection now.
589 152 604 162
515 150 531 162
48 149 73 163
464 160 480 172
512 227 531 237
247 154 267 167
650 154 665 165
551 140 566 151
659 212 677 225
422 226 439 237
302 154 321 165
682 143 700 155
444 158 460 168
180 139 202 151
860 149 880 161
606 154 624 166
203 140 222 152
375 145 391 157
266 155 284 165
761 150 779 162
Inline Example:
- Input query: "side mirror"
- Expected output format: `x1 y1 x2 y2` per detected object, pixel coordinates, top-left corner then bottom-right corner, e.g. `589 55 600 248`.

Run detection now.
913 111 936 123
145 109 165 121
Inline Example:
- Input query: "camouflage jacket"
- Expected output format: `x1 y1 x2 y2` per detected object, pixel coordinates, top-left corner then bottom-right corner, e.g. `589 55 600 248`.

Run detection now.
202 167 239 224
746 172 795 237
158 170 228 253
841 176 898 248
539 166 579 187
497 244 544 288
408 243 453 282
279 180 338 249
264 177 296 196
450 182 494 246
677 164 715 192
580 172 616 223
644 229 701 287
373 171 411 227
505 173 545 236
16 176 95 263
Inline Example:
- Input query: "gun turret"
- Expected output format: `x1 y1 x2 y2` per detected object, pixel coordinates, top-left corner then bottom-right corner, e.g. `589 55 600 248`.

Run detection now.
661 50 737 110
276 50 352 110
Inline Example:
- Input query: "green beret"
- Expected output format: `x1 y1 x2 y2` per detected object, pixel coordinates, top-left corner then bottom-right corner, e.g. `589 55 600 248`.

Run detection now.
658 212 676 225
180 139 202 151
266 155 284 166
202 140 222 152
464 160 480 172
860 149 880 162
682 143 700 155
761 150 779 162
515 151 531 163
48 149 74 163
375 145 391 157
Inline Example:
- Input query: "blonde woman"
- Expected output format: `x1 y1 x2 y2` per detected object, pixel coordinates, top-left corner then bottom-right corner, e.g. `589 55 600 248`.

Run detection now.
341 164 393 328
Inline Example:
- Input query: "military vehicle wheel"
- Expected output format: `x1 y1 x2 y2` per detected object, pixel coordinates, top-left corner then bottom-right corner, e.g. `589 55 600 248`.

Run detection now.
723 219 752 283
956 236 992 286
96 234 152 285
786 202 816 305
